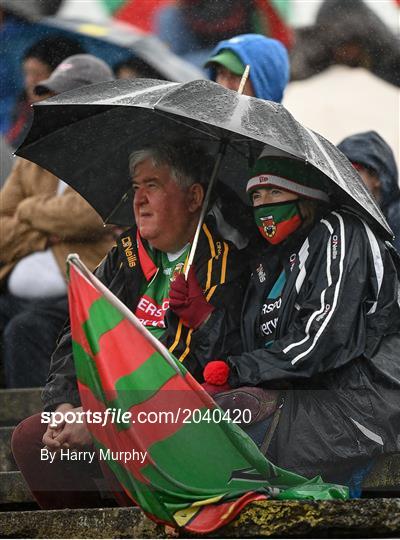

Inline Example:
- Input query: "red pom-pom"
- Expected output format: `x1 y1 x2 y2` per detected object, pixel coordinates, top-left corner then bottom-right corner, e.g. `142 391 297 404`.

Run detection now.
203 360 230 385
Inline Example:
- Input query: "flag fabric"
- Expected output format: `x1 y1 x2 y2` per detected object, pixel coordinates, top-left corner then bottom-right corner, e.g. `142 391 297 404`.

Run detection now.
101 0 172 33
67 254 348 534
255 0 294 49
101 0 294 49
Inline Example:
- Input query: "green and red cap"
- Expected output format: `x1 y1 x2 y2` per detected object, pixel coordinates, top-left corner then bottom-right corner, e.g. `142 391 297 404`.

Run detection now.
246 152 331 203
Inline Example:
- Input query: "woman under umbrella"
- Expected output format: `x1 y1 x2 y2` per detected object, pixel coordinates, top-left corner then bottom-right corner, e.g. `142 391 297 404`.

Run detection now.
202 149 400 496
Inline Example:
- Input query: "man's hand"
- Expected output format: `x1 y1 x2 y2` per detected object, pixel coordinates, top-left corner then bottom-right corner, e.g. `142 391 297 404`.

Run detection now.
42 403 73 450
42 424 64 450
52 413 93 449
169 266 214 329
42 404 93 451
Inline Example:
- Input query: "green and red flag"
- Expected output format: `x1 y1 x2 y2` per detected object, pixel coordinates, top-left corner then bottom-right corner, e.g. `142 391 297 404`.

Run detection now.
67 254 348 533
101 0 293 48
101 0 173 33
255 0 293 49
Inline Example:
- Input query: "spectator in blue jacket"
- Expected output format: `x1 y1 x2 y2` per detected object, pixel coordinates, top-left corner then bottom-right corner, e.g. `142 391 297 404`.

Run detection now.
338 131 400 252
205 34 289 102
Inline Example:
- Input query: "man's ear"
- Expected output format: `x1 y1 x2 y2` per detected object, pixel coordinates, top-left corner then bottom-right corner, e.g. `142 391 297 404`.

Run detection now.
187 183 205 213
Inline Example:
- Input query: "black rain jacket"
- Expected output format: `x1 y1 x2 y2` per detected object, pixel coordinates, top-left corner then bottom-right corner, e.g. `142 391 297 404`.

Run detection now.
228 209 400 480
43 216 248 411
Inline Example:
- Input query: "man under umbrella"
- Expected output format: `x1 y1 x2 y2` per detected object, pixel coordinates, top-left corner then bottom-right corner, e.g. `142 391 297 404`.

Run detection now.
13 75 397 504
12 139 248 509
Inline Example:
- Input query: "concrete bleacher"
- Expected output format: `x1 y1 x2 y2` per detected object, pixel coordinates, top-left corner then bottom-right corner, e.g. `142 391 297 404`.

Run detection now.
0 387 399 538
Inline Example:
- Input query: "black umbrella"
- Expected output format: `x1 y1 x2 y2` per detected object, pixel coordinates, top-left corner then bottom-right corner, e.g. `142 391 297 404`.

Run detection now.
0 0 64 21
39 17 205 83
17 78 392 241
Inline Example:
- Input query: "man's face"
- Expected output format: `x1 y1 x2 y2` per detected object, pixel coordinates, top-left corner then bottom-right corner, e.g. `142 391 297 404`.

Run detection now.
23 57 52 103
116 66 139 80
356 165 381 203
132 159 203 252
215 65 255 96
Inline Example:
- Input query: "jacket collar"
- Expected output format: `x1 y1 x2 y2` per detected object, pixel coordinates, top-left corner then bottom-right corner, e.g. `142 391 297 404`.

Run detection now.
136 230 158 282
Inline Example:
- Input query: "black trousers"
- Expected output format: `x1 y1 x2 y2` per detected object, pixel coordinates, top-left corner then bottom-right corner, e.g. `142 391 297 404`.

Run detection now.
0 293 68 388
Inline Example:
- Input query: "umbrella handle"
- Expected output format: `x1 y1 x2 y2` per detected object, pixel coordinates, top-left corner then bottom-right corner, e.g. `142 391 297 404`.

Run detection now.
184 141 227 279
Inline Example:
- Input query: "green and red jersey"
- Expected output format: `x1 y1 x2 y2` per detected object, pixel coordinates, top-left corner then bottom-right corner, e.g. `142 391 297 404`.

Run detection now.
134 233 189 339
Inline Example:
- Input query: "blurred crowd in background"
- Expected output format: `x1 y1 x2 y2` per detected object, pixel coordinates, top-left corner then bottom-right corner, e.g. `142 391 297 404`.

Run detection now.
1 0 399 158
0 0 399 389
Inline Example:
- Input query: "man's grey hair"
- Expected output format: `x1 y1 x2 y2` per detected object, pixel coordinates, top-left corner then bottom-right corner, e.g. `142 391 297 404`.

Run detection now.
129 140 214 189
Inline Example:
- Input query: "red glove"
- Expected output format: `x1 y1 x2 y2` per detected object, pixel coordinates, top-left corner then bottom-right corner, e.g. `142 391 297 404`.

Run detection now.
169 266 214 329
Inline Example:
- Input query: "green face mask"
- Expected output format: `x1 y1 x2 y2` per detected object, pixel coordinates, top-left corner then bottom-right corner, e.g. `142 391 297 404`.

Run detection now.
253 201 302 244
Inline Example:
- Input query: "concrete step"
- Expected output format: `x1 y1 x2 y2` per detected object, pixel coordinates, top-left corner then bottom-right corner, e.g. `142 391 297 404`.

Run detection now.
0 471 33 505
363 454 400 492
1 457 399 508
0 427 16 472
0 388 42 426
0 499 399 538
0 471 115 508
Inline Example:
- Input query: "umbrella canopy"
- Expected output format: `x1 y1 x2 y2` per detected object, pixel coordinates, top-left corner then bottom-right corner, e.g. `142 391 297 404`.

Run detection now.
40 17 205 83
0 0 64 21
1 14 203 134
17 78 392 240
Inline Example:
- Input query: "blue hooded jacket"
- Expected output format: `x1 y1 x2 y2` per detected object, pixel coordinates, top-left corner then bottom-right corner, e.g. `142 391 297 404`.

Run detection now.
207 34 289 103
338 131 400 251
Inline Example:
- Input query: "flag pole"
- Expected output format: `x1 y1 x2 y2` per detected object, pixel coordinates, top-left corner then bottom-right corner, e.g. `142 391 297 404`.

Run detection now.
184 141 226 278
238 64 250 94
67 253 181 374
184 65 251 279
